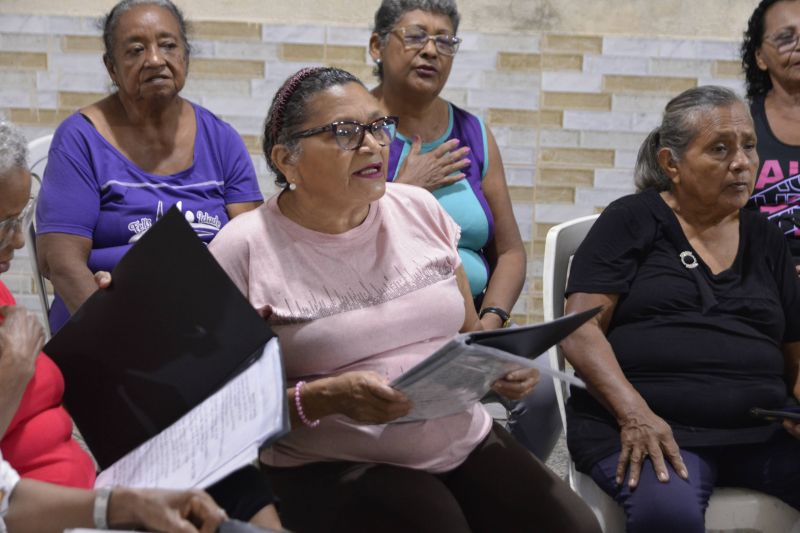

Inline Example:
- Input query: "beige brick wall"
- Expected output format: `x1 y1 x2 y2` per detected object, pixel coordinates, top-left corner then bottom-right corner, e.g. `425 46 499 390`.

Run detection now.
0 7 750 325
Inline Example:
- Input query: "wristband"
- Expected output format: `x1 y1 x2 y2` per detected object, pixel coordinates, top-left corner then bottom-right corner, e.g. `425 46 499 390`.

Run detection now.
479 306 511 328
93 487 112 529
294 380 320 428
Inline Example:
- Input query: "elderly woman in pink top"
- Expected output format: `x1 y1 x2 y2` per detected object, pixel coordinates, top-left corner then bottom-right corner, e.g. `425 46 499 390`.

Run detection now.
209 66 600 533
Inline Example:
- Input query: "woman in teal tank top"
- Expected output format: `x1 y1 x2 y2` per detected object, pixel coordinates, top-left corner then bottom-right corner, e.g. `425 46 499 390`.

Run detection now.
368 0 526 330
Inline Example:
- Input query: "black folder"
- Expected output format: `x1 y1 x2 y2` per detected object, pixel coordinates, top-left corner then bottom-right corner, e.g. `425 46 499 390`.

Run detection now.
45 206 274 469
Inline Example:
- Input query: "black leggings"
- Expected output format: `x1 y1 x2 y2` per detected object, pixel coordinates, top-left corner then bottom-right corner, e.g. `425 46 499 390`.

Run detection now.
266 424 601 533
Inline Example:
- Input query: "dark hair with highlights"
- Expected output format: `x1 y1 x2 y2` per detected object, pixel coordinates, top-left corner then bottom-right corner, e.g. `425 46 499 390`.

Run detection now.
741 0 786 99
262 67 364 186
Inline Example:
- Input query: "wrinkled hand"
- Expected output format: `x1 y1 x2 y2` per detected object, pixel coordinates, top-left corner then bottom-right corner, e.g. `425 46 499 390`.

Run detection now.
108 488 227 533
616 407 688 489
328 371 412 424
94 271 112 289
395 137 470 191
0 306 44 379
491 367 539 401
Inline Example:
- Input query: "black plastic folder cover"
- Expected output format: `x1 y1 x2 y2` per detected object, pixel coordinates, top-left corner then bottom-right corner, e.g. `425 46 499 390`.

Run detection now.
44 207 275 469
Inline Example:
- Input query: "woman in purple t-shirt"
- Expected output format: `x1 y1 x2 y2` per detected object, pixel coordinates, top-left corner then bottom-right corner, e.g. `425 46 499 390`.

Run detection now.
34 0 278 528
36 0 264 335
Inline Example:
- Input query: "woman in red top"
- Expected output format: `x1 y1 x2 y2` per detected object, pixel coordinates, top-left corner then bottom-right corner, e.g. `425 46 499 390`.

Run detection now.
0 120 95 488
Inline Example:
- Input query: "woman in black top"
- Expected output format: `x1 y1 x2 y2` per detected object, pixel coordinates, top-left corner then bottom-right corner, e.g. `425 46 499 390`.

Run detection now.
562 86 800 533
741 0 800 267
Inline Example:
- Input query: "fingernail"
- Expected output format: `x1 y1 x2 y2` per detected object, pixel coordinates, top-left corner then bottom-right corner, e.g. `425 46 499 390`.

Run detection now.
464 159 471 164
658 472 668 482
615 476 621 485
463 146 471 152
680 468 689 479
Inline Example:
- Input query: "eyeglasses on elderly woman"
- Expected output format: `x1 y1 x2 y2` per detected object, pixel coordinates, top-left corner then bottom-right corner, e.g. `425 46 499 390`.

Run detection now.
0 197 35 250
763 28 800 54
290 115 399 151
393 26 461 56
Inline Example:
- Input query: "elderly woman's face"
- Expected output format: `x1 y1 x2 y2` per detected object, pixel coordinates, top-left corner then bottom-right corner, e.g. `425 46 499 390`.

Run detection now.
668 102 758 213
285 82 388 211
756 0 800 85
0 167 32 274
106 4 188 103
373 9 456 96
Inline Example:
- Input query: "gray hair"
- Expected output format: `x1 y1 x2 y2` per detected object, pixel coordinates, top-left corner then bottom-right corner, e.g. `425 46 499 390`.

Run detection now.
100 0 191 65
635 85 745 192
372 0 460 79
0 121 29 176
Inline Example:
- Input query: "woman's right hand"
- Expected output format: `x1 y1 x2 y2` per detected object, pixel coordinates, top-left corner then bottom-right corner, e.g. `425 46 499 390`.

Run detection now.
395 137 470 191
316 371 412 424
108 487 226 533
0 306 45 379
616 406 688 489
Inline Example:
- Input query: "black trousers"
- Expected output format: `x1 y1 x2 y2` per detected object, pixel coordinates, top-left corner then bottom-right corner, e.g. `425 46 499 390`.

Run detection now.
265 423 601 533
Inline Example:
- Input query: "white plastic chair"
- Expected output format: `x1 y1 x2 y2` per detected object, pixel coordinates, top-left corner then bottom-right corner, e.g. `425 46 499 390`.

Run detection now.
26 134 53 339
543 214 800 533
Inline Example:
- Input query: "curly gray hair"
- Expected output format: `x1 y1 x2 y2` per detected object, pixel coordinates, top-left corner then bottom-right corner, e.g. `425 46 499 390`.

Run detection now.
0 121 29 177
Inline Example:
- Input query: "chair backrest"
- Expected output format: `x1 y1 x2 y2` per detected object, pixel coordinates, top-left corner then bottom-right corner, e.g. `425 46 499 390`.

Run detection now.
542 214 599 432
26 134 54 338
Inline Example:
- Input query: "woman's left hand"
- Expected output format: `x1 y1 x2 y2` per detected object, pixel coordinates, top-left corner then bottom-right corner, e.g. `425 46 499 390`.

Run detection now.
491 367 539 401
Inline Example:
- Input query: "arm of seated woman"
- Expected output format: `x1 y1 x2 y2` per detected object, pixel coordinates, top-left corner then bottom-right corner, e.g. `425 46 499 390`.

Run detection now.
289 371 412 427
0 307 45 438
784 342 800 439
562 292 688 488
475 127 526 331
36 233 98 315
225 201 262 219
5 480 226 533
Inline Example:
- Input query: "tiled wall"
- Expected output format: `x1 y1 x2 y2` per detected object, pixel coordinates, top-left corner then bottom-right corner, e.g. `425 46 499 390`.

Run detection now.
0 14 745 326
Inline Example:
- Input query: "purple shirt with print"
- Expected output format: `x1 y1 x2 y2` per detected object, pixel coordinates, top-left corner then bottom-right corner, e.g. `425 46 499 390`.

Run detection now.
36 103 263 333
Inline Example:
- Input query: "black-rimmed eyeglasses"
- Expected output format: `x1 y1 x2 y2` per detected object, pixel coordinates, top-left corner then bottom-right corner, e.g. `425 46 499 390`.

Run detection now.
393 27 461 56
290 116 399 151
0 197 35 249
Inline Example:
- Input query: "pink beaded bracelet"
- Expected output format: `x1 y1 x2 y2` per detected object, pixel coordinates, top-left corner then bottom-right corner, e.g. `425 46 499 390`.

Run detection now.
294 380 320 428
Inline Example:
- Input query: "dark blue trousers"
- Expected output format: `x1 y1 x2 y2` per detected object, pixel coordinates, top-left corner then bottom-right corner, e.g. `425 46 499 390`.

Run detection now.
589 431 800 533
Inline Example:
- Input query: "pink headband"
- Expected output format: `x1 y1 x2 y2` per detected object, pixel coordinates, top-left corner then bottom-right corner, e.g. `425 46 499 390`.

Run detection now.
269 67 324 141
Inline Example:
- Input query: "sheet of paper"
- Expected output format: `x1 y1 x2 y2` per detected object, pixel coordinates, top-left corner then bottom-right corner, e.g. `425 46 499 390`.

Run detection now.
391 309 597 422
95 339 286 490
393 343 583 422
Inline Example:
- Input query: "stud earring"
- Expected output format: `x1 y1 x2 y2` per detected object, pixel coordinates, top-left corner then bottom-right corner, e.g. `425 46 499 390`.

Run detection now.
288 182 297 191
375 58 382 65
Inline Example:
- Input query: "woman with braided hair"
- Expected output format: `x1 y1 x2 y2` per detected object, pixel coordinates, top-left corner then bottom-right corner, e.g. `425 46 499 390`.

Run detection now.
209 66 600 533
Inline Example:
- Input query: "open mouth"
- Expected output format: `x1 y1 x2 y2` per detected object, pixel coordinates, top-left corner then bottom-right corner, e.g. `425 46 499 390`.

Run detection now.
353 162 384 179
144 73 171 83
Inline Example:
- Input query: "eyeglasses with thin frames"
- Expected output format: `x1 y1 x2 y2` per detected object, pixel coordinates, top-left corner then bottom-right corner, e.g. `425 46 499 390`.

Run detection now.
290 116 399 151
392 26 461 56
0 197 35 250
